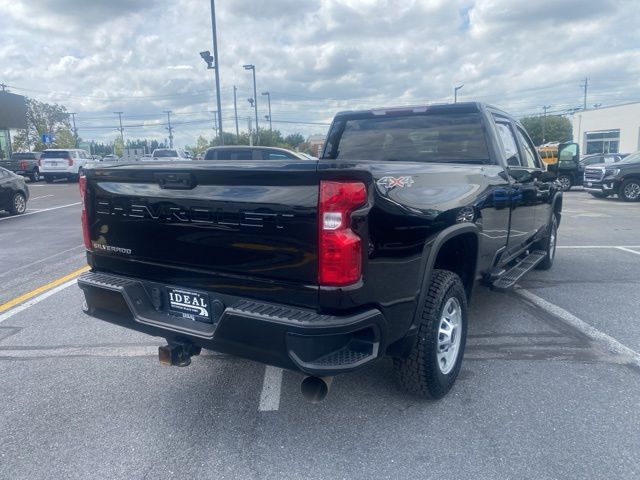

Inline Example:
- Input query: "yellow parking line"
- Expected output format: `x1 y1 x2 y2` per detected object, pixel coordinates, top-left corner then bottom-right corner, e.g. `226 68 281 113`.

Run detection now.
0 265 90 313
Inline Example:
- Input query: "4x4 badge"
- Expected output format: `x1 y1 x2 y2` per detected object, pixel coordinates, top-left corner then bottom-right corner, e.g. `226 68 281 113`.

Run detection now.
376 176 414 189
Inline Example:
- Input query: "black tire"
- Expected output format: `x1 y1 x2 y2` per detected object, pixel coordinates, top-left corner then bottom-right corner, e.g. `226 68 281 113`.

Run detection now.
9 192 27 215
558 174 572 191
619 179 640 202
70 168 83 183
393 269 468 399
29 168 40 182
589 192 608 199
44 175 54 183
535 214 557 270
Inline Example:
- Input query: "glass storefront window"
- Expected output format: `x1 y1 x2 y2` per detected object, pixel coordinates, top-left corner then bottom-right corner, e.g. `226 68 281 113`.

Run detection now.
585 130 620 154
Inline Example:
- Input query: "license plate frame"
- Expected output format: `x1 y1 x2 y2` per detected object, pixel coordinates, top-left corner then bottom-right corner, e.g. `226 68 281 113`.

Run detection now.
166 287 211 323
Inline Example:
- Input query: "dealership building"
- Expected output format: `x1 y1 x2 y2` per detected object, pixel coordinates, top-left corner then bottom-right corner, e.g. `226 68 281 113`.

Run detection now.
572 101 640 156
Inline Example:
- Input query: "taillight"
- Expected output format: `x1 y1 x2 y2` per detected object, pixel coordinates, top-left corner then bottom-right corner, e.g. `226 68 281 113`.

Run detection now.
79 176 91 249
38 158 42 166
318 180 367 286
19 161 28 170
67 157 74 166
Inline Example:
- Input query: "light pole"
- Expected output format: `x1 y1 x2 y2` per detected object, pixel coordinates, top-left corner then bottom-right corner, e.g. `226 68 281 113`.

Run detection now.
454 84 464 103
261 91 272 132
243 64 259 144
233 85 239 138
199 50 224 145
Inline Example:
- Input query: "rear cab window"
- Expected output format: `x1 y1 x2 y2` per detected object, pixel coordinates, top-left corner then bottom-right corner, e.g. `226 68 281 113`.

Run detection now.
324 111 491 164
43 151 71 158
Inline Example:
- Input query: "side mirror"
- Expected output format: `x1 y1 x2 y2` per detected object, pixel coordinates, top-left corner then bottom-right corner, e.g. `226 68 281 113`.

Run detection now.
547 162 558 174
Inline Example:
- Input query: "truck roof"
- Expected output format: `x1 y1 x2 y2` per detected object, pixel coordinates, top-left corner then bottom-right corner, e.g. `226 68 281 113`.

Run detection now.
333 102 508 118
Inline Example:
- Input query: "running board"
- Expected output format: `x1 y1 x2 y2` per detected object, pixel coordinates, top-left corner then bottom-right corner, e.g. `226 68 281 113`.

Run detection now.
491 250 546 290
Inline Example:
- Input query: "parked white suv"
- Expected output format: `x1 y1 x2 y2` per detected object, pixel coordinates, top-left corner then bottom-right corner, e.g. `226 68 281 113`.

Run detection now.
149 149 192 161
40 149 91 183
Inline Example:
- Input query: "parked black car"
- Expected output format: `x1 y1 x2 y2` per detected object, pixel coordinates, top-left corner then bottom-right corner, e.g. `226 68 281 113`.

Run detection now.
0 152 42 182
0 167 29 215
584 151 640 201
204 146 308 161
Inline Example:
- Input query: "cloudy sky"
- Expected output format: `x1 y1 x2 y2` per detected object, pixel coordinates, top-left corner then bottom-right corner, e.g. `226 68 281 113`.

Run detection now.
1 0 639 148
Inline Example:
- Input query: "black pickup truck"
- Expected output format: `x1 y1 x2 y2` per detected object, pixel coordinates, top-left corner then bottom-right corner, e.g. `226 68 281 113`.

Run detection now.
78 103 563 400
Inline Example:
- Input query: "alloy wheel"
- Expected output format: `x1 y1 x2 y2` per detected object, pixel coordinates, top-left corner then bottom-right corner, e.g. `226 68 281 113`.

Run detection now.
14 194 26 214
623 182 640 200
437 297 463 374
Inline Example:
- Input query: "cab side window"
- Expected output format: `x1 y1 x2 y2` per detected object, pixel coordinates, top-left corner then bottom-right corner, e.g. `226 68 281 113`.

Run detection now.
515 127 541 169
495 121 520 166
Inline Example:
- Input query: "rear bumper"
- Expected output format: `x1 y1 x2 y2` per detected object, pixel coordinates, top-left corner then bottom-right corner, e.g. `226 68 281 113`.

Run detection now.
78 271 386 376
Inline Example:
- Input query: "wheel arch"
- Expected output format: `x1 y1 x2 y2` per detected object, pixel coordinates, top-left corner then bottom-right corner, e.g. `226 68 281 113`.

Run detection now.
387 224 479 358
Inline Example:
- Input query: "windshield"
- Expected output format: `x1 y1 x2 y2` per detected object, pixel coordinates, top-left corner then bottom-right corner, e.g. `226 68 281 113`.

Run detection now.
325 113 490 164
153 150 178 157
618 151 640 164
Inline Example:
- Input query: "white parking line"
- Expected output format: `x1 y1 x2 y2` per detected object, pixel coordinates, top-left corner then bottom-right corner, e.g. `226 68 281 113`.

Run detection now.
557 245 640 249
0 279 77 324
258 365 283 411
617 247 640 256
518 289 640 367
29 194 54 201
0 202 80 221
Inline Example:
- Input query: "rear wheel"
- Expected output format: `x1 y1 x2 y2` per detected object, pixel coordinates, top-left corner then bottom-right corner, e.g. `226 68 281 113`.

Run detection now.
10 192 27 215
393 269 468 399
589 192 608 199
30 169 40 182
619 179 640 202
44 175 54 183
558 174 572 191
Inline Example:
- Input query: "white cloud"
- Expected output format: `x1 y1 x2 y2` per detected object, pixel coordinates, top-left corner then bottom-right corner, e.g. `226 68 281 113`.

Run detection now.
0 0 638 147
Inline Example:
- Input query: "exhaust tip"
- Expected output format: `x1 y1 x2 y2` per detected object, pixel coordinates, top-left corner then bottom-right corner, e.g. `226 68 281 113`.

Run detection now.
300 376 333 403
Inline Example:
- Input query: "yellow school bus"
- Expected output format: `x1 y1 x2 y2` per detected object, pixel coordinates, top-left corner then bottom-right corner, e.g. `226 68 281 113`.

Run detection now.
537 144 558 165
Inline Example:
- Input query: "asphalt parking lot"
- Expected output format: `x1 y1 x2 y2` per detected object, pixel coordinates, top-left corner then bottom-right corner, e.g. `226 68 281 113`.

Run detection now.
1 183 639 480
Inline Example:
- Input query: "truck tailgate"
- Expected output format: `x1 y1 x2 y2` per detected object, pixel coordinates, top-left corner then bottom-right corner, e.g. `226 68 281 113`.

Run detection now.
85 161 319 288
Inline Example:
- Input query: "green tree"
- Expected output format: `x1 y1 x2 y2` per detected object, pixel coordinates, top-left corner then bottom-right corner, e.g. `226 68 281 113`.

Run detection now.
284 133 305 149
12 98 74 151
113 137 124 157
195 135 211 153
521 115 573 145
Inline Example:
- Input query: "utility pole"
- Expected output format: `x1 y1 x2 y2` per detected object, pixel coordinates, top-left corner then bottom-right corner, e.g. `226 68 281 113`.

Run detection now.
233 85 239 138
70 112 78 147
262 91 272 131
115 112 124 152
454 84 464 103
164 111 174 148
248 117 253 146
542 105 551 143
243 64 259 144
581 77 589 110
209 0 224 144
